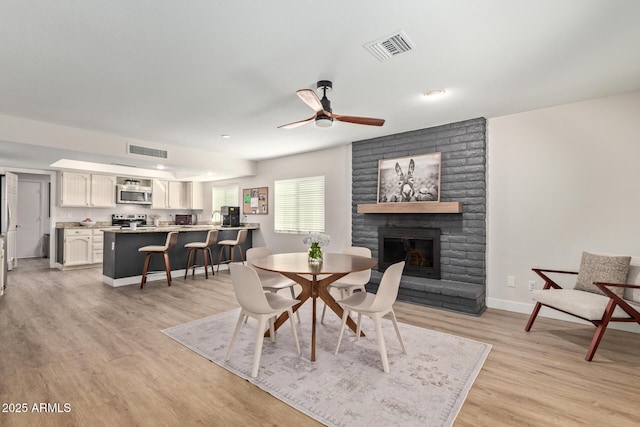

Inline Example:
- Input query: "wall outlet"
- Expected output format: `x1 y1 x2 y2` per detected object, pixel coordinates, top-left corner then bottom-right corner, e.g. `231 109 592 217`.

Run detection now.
507 276 516 288
528 280 536 291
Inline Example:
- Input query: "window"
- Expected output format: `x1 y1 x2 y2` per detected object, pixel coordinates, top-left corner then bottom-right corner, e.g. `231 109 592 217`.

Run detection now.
211 184 239 213
274 175 325 233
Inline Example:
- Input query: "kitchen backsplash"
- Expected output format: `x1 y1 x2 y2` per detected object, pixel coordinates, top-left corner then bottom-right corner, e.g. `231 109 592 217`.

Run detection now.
56 206 204 224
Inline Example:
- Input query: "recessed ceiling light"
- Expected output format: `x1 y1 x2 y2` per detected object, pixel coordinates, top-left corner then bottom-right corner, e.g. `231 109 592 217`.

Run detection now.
424 89 446 97
221 134 231 139
157 164 165 170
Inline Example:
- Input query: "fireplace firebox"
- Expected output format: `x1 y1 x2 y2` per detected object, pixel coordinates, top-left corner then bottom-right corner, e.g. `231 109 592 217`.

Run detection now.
378 227 440 279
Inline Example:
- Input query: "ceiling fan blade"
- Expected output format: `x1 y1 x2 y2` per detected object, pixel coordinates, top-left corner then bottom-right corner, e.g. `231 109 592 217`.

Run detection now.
328 112 385 126
296 89 323 113
277 115 316 129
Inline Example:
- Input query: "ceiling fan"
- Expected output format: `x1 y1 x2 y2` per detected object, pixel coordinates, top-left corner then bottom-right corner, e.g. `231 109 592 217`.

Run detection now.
278 80 385 129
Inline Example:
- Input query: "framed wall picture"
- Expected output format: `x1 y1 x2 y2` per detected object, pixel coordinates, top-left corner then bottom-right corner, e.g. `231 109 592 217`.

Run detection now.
377 152 441 203
243 187 268 214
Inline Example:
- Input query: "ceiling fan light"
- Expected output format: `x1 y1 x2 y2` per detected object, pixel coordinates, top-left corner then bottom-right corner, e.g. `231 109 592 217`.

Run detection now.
315 115 333 128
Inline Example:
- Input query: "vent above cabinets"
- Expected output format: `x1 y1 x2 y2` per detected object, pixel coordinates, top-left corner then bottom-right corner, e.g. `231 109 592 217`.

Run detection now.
127 142 168 159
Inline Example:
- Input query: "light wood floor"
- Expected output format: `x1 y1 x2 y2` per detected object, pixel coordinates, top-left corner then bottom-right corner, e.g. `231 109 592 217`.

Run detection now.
1 258 639 427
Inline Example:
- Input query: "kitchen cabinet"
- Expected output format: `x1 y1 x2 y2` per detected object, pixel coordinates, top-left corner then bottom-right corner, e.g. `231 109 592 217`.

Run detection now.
59 172 90 206
151 180 169 209
56 228 104 267
152 180 197 209
92 229 104 263
168 181 186 209
59 172 116 207
187 181 203 210
63 229 92 266
90 175 116 207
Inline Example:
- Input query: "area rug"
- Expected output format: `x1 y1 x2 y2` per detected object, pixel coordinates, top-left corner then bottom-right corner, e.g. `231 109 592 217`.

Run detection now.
162 305 491 427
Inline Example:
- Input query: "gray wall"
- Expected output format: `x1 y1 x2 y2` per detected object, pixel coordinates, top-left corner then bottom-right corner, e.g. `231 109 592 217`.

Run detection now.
351 118 486 315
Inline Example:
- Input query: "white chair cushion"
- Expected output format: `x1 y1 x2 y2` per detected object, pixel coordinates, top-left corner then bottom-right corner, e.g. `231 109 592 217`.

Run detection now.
218 240 237 245
260 276 296 291
264 292 300 312
531 289 637 321
337 291 377 313
330 280 366 290
184 242 209 248
138 245 168 252
625 257 640 303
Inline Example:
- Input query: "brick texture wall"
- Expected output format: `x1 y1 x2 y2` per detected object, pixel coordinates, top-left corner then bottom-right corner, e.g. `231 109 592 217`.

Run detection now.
351 118 487 315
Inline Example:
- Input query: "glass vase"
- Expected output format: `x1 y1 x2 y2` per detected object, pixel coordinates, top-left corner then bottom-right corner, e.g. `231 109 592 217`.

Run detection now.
308 244 323 264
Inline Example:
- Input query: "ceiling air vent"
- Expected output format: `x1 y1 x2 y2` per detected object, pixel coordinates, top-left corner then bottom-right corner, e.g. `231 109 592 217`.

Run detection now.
127 143 168 159
364 30 416 62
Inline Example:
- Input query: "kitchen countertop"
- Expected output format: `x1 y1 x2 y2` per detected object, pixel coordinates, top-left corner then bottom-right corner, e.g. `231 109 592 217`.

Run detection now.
56 221 115 229
56 222 259 233
105 224 259 234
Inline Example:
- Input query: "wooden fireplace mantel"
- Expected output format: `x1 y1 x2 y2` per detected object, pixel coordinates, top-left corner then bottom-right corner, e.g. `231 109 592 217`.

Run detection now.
356 202 462 214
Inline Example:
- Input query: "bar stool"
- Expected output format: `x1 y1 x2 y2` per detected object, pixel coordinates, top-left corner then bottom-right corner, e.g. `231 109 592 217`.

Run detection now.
139 231 179 289
184 229 219 279
217 229 248 272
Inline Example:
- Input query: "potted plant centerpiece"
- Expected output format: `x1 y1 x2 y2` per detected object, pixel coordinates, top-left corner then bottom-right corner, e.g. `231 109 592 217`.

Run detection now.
303 232 330 264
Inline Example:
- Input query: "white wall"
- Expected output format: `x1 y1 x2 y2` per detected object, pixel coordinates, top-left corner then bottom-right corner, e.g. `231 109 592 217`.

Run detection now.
202 145 352 254
487 91 640 321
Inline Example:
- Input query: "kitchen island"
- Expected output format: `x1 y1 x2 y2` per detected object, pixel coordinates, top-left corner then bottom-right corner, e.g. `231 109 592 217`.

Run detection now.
102 224 258 287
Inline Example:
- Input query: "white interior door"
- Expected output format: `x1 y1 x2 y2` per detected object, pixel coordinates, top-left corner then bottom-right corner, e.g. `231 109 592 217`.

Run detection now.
17 181 42 258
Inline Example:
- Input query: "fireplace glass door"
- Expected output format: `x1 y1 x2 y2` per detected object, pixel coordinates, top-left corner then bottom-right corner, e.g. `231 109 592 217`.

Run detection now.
378 227 440 279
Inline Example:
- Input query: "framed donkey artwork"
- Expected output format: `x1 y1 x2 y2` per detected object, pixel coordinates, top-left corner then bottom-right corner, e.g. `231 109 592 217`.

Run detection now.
377 152 441 203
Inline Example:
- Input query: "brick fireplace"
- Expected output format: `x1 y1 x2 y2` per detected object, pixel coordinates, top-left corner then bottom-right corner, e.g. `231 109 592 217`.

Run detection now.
351 118 486 315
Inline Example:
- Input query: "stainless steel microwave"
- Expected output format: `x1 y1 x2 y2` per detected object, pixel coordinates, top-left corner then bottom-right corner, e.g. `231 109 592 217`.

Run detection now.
116 184 152 205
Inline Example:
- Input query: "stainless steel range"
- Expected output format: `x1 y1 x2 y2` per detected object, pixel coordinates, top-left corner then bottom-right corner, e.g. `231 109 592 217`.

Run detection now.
111 214 149 229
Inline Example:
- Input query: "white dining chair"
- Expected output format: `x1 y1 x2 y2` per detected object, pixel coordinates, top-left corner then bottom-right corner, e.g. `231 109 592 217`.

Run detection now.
321 246 372 323
226 263 301 378
334 261 407 373
247 247 300 322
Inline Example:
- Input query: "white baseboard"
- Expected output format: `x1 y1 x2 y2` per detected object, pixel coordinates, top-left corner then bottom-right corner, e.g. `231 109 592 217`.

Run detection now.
102 264 230 287
487 297 639 333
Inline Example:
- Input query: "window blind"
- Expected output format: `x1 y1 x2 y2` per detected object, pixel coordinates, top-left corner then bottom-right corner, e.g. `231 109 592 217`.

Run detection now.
211 184 239 212
274 175 325 234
